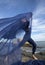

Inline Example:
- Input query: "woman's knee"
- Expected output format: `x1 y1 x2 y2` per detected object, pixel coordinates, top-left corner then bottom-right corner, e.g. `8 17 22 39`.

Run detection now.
31 39 36 48
33 42 37 49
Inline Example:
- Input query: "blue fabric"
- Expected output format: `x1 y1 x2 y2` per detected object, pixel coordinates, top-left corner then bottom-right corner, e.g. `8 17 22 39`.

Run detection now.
11 60 45 65
0 12 32 56
0 12 32 39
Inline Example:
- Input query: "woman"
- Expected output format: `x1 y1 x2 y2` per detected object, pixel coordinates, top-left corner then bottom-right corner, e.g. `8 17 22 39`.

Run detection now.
17 18 38 60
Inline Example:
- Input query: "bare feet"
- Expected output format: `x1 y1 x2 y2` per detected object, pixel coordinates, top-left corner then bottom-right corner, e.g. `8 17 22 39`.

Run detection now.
32 54 38 60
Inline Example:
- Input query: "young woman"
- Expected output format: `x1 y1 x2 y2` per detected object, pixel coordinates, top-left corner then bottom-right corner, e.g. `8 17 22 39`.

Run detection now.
17 18 38 60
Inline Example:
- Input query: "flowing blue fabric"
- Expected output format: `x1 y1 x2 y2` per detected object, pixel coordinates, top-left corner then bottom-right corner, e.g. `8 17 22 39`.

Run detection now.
0 12 32 56
0 12 32 39
0 12 45 65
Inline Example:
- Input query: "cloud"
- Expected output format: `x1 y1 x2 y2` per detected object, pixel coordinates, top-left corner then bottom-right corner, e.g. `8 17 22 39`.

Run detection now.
31 33 45 41
31 18 45 41
33 0 45 19
31 0 45 41
32 19 45 29
0 0 45 41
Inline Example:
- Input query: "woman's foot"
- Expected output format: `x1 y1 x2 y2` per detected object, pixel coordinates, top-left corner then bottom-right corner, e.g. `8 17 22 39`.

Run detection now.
32 54 38 60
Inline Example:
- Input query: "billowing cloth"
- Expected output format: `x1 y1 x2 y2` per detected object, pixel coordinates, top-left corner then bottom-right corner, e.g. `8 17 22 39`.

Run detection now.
0 12 32 65
0 38 22 65
11 60 45 65
0 38 21 56
0 12 32 56
0 12 32 39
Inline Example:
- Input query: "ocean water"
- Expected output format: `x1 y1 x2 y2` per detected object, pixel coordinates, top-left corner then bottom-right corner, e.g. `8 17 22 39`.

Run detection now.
21 41 45 53
36 41 45 48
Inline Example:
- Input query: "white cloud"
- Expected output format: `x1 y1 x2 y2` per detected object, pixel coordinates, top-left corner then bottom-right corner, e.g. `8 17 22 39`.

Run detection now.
32 19 45 30
33 7 45 18
31 18 45 41
31 33 45 41
31 0 45 41
32 19 40 27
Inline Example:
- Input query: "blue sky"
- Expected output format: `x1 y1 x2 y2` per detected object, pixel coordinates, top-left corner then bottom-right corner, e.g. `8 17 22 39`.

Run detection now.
0 0 45 41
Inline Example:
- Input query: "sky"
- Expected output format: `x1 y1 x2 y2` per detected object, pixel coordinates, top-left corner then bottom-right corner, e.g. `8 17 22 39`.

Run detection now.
0 0 45 41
